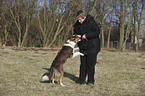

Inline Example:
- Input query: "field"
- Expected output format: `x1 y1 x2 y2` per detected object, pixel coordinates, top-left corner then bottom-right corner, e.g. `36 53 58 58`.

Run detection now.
0 47 145 96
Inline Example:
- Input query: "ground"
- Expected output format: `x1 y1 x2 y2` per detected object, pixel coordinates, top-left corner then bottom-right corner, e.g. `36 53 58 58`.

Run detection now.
0 47 145 96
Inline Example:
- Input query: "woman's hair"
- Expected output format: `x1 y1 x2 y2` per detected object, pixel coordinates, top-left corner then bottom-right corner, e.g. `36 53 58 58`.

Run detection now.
75 10 86 18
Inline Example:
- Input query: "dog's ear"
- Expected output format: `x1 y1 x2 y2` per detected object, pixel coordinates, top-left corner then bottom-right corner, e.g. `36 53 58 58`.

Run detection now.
70 36 75 41
68 35 73 40
72 35 81 38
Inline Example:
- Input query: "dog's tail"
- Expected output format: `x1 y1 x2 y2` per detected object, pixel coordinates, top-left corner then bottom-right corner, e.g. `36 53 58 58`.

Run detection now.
42 75 49 81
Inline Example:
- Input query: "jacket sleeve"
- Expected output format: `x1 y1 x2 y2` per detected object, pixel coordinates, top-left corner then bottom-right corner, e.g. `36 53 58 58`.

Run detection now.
73 21 82 35
86 18 100 39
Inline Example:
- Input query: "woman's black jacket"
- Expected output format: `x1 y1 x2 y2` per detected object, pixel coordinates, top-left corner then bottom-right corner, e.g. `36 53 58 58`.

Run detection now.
73 14 101 54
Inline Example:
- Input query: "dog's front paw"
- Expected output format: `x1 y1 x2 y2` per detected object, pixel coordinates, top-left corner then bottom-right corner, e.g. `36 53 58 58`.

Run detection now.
80 53 84 56
74 47 79 51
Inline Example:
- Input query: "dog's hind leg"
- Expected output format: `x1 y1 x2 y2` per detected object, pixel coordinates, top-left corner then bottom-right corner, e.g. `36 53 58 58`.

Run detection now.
49 69 55 84
49 75 55 84
58 72 65 86
52 78 55 84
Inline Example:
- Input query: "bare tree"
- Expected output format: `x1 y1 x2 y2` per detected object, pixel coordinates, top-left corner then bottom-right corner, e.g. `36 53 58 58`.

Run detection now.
0 0 145 49
135 0 144 51
0 1 12 46
107 13 113 48
97 1 109 48
9 0 22 47
118 0 132 51
0 0 2 46
48 15 64 47
9 0 34 47
36 0 48 47
21 1 35 47
122 4 134 50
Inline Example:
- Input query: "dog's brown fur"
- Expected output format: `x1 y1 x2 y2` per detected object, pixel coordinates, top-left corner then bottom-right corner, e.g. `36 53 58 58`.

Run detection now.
47 35 81 86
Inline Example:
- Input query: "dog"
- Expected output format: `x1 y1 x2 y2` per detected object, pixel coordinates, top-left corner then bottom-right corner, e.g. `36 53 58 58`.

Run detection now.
42 35 84 86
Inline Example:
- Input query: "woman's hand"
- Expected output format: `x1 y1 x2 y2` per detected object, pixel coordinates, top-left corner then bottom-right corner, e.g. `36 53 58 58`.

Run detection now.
82 34 86 39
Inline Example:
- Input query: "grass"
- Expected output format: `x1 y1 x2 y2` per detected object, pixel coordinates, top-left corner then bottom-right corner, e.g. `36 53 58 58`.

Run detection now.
0 47 145 96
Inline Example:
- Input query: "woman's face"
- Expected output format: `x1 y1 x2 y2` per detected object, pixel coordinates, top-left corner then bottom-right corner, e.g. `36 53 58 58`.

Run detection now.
77 17 86 24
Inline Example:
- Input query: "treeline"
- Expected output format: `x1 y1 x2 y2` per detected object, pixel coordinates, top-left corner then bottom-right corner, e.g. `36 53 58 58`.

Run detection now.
0 0 145 51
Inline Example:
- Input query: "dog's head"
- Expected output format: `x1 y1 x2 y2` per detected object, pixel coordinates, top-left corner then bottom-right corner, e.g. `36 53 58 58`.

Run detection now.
69 35 81 42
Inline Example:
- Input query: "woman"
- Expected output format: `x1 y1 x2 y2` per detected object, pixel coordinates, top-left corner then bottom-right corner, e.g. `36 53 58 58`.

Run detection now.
73 10 101 85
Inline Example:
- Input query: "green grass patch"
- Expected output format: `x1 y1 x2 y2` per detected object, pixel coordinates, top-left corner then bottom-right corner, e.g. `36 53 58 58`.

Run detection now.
0 48 145 96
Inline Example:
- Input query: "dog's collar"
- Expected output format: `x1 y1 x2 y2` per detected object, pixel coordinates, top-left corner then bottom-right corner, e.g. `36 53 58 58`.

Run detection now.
63 40 76 49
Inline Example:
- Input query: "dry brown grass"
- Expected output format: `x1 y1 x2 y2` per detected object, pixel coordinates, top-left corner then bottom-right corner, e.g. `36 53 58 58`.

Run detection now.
0 47 145 96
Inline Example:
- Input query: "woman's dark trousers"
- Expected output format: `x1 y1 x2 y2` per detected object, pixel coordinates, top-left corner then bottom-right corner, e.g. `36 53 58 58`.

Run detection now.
78 53 97 84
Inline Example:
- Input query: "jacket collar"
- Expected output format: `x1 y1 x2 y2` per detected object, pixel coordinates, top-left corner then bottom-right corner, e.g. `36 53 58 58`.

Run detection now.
82 14 92 24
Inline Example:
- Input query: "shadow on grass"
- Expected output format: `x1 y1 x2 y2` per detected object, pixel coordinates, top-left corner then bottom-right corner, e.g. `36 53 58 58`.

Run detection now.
40 68 78 83
64 72 78 82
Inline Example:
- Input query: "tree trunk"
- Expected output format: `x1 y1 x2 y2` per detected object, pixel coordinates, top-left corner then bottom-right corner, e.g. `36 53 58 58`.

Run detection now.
21 21 30 47
101 28 104 48
119 0 129 51
10 8 21 47
107 27 111 48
